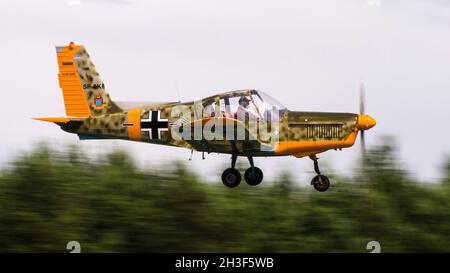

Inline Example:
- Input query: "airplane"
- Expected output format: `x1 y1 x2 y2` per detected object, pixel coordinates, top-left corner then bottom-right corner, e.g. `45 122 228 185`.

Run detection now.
34 42 376 192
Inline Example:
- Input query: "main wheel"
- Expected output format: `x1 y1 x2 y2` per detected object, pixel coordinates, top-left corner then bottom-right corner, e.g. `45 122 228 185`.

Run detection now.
244 167 264 186
311 175 330 192
222 168 241 188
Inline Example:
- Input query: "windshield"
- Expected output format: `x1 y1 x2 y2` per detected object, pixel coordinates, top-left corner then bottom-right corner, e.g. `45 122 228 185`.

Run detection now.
252 90 286 111
251 90 287 121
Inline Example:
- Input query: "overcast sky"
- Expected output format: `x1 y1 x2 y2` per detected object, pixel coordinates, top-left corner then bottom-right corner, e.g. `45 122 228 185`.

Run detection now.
1 0 449 184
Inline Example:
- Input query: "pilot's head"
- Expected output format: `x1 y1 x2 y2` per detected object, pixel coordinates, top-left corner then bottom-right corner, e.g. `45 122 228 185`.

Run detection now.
239 96 250 108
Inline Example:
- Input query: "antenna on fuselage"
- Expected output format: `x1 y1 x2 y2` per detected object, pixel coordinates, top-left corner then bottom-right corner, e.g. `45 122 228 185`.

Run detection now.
174 81 181 103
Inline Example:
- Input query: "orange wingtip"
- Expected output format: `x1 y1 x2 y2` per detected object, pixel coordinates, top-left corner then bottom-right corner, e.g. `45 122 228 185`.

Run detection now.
33 117 71 123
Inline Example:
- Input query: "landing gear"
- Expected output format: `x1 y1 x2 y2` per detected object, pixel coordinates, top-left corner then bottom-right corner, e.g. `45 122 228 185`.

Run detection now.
221 154 264 187
244 156 263 186
311 175 330 192
244 167 263 185
222 168 241 188
310 155 330 192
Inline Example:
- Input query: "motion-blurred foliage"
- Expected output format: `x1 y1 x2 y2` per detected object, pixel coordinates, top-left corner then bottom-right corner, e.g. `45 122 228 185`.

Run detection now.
0 140 449 252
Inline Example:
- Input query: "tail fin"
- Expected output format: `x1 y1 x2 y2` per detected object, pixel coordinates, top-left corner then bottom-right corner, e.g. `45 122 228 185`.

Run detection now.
55 42 117 117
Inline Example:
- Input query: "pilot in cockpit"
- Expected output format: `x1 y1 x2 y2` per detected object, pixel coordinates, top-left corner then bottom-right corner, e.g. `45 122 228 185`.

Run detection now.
235 96 258 122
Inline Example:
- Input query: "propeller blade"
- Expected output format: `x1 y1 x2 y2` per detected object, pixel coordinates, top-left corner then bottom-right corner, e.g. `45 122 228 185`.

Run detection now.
360 130 365 152
360 80 366 115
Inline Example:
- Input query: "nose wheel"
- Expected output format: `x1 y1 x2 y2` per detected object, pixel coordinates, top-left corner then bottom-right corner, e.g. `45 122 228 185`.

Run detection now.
311 175 330 192
310 155 330 192
221 154 264 187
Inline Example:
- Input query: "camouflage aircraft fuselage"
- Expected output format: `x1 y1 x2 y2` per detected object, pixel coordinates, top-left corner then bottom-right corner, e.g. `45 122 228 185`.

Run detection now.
35 43 375 159
58 97 360 158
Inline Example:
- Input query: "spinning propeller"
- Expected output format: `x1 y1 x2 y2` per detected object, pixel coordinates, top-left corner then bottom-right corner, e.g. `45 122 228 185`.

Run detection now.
357 80 376 152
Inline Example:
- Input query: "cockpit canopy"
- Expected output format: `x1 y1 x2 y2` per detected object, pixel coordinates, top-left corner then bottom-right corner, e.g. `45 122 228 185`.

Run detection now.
202 89 287 121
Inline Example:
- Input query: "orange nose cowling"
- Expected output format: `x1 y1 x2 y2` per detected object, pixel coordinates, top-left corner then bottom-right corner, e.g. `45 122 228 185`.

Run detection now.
357 114 376 130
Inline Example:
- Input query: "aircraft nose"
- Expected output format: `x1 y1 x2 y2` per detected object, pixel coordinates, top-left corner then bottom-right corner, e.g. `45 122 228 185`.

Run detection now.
357 114 376 130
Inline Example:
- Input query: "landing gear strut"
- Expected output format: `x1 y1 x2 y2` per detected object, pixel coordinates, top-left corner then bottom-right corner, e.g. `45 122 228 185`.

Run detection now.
310 155 330 192
221 154 264 188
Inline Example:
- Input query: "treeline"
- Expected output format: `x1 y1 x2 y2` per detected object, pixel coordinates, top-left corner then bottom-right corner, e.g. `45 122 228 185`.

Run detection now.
0 141 449 252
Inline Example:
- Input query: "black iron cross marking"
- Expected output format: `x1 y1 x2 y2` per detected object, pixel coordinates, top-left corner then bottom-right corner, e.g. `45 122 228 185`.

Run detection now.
141 111 168 140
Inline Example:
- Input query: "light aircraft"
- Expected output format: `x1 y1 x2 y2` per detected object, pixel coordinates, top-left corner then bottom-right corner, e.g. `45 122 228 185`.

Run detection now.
35 42 376 191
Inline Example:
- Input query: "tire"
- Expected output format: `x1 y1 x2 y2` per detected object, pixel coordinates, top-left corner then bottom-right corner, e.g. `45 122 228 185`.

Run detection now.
244 167 264 186
311 175 330 192
222 168 241 188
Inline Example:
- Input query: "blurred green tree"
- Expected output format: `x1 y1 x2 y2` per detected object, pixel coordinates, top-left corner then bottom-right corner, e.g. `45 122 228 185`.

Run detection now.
0 139 449 252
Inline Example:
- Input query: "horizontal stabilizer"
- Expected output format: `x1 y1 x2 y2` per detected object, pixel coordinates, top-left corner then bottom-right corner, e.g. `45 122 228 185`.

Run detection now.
33 117 73 123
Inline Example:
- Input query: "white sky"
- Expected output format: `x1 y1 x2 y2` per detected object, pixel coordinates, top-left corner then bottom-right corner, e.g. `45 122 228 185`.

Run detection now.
0 0 449 184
